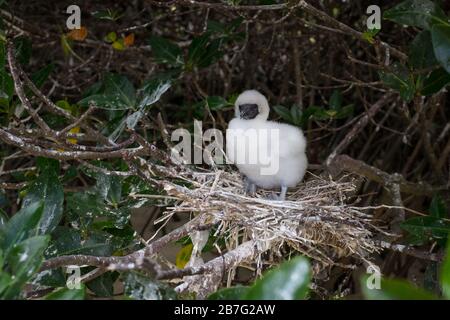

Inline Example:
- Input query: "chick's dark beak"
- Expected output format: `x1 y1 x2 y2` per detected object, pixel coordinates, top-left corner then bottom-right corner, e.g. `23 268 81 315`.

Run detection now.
239 103 259 120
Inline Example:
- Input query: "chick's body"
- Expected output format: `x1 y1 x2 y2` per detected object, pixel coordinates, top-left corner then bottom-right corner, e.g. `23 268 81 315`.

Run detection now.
227 117 307 188
226 90 308 197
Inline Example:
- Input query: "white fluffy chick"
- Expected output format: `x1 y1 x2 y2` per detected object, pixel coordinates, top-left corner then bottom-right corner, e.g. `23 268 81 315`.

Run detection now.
226 90 307 200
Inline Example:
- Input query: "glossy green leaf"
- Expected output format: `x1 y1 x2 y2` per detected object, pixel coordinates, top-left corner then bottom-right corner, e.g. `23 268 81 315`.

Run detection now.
329 90 343 110
335 104 354 119
124 272 177 300
0 41 5 69
22 158 64 234
2 235 50 299
103 73 136 107
137 79 171 109
273 105 293 123
441 240 450 299
290 105 302 125
105 31 117 43
430 195 447 218
431 24 450 73
78 94 117 109
244 256 311 300
66 192 103 229
30 64 54 88
14 36 32 65
0 69 13 102
92 9 123 21
362 277 438 300
384 0 448 30
0 201 43 252
78 73 136 110
208 286 249 300
0 208 7 228
45 227 114 257
421 68 450 95
379 63 415 102
0 272 12 296
401 216 450 245
86 271 118 297
45 285 86 300
205 96 230 110
362 28 381 44
186 34 224 69
409 30 438 69
148 36 183 66
303 106 331 122
95 172 122 205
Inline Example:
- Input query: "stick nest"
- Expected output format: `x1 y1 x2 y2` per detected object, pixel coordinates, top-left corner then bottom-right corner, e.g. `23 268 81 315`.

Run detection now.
160 166 381 269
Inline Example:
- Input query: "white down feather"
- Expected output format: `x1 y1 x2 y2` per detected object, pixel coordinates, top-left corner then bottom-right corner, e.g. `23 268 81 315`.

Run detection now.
226 90 308 189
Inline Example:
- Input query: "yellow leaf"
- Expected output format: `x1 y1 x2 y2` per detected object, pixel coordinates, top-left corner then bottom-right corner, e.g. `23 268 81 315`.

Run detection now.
66 126 80 145
105 31 117 43
61 35 71 56
326 110 337 117
124 33 135 47
176 244 193 269
112 40 125 51
67 26 88 41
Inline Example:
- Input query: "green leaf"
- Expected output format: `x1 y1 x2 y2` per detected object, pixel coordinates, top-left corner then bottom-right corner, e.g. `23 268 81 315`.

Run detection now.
441 239 450 299
384 0 448 31
105 31 117 43
148 36 183 66
273 105 293 123
78 94 115 109
335 104 354 119
78 73 136 110
187 34 223 69
103 73 136 107
22 158 64 234
86 271 118 297
2 235 50 299
137 79 171 109
205 96 230 111
329 90 343 110
244 256 311 300
422 68 450 95
95 172 122 205
0 208 7 228
92 9 123 21
124 272 177 300
362 277 438 300
0 69 13 103
379 63 415 102
0 272 13 296
430 195 447 218
14 36 32 65
45 227 114 257
409 30 438 69
401 216 450 245
431 24 450 73
0 41 5 69
45 285 86 300
303 106 331 122
30 64 54 88
208 286 249 300
290 105 302 126
362 28 381 44
112 39 125 51
0 201 43 252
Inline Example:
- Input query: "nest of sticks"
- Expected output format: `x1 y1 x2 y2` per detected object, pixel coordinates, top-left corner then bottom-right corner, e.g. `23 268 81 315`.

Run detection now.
157 165 382 273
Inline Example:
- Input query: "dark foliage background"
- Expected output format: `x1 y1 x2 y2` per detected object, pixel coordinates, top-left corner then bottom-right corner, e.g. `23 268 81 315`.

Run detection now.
0 0 449 300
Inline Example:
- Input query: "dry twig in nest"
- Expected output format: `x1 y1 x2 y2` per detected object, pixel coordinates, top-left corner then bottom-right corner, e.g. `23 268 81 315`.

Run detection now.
150 167 383 296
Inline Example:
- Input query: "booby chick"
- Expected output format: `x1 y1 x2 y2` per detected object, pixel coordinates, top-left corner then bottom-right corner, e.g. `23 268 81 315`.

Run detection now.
226 90 308 200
